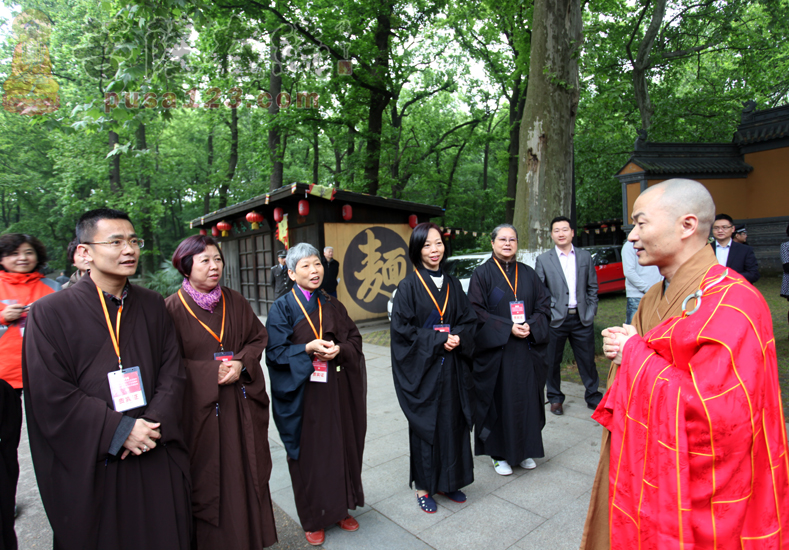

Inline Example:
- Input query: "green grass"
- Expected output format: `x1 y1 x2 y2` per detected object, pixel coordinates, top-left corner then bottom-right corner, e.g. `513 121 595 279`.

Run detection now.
363 276 789 413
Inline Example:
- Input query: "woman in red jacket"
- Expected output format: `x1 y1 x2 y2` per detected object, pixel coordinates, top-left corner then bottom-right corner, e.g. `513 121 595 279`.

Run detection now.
0 233 59 546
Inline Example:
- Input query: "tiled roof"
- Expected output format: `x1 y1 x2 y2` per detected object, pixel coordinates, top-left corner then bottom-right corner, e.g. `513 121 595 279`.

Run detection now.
633 157 753 175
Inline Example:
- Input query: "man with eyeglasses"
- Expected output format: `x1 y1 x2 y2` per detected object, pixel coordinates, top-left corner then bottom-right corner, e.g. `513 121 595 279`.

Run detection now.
21 209 191 550
711 213 760 283
535 216 602 416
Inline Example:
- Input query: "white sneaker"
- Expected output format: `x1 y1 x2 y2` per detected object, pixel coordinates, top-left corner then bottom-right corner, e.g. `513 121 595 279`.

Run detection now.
520 458 537 470
492 459 513 475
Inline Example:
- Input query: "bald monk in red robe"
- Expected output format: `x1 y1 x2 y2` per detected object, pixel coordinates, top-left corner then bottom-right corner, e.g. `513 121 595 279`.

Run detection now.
592 180 789 549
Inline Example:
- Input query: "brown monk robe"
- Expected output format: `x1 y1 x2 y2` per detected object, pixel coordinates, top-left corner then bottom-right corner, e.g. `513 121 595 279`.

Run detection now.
266 289 366 532
22 276 191 550
580 245 718 549
165 287 277 549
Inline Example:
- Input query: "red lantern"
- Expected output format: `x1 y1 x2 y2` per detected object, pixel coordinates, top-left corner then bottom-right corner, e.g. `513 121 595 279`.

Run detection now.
211 226 219 237
408 214 418 229
246 211 264 230
273 207 284 223
199 229 207 236
342 204 353 221
298 199 309 217
216 220 232 237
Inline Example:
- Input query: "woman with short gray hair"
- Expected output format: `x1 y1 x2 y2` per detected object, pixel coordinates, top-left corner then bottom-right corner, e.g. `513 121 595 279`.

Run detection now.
265 243 367 546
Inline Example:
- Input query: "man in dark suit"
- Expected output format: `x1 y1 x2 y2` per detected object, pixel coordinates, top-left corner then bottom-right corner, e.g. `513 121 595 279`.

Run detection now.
535 216 602 415
270 250 292 300
711 214 760 284
320 246 340 298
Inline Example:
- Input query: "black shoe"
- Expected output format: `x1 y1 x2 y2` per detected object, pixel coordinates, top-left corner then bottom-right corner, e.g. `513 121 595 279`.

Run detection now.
550 403 563 415
587 401 601 411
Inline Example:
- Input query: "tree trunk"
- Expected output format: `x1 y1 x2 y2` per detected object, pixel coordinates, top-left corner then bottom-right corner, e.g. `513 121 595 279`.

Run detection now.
513 0 582 251
268 22 284 191
631 0 667 132
135 123 155 275
203 129 214 215
109 130 121 193
220 107 238 210
312 128 319 183
346 124 356 186
506 76 525 224
363 10 392 195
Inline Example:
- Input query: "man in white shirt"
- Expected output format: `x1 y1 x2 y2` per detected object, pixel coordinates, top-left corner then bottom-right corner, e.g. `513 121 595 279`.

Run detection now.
535 217 602 415
711 214 760 283
621 241 662 324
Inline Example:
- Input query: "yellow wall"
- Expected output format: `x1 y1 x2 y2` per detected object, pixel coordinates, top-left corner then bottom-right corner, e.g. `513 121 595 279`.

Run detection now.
745 148 789 218
626 182 641 222
324 223 412 322
620 162 645 175
643 178 747 219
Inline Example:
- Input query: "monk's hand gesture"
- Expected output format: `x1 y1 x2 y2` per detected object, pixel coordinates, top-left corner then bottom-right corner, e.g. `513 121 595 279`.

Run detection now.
218 360 243 385
444 333 460 351
121 419 161 459
307 339 339 361
511 323 530 339
602 324 637 365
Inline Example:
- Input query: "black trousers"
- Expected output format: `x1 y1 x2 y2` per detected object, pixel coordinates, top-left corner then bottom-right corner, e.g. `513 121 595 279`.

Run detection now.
0 383 22 550
545 314 602 406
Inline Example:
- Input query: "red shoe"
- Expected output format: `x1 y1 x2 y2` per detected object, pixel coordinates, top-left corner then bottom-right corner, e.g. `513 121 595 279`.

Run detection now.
305 529 325 546
337 515 360 532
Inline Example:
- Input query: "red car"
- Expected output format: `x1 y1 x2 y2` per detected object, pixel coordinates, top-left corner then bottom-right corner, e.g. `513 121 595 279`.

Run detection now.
584 245 626 295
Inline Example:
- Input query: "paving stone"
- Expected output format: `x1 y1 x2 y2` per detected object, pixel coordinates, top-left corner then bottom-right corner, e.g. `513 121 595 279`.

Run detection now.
493 463 593 519
361 455 412 505
549 434 605 477
418 493 545 550
365 355 393 369
324 509 433 550
513 490 591 550
362 430 410 468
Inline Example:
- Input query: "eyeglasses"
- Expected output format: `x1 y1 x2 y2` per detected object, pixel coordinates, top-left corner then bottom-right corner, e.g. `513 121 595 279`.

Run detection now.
82 238 144 249
713 225 733 231
495 238 517 244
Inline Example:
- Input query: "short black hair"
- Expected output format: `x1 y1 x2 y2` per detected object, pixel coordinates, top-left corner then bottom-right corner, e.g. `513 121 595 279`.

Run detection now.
714 213 734 225
408 222 445 269
76 209 132 244
550 216 573 231
66 237 80 265
0 233 48 273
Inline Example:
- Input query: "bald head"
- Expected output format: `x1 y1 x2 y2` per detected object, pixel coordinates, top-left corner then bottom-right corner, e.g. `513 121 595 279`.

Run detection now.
640 179 715 240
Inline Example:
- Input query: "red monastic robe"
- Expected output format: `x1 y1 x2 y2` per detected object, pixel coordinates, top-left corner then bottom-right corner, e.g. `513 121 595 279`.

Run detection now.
593 265 789 549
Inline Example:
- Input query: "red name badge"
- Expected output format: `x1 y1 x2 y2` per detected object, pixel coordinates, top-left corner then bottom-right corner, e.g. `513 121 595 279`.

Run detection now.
107 366 147 412
433 324 451 333
510 301 526 324
214 351 235 362
310 359 328 383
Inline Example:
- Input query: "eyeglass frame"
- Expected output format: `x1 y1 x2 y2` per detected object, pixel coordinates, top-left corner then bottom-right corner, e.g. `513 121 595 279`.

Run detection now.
81 238 145 249
712 224 734 231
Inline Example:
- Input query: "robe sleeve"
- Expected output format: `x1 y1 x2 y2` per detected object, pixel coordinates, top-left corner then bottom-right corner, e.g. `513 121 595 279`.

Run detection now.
449 277 477 362
231 294 268 382
327 298 363 374
525 270 551 345
23 305 124 462
265 298 315 459
140 294 187 445
468 267 512 351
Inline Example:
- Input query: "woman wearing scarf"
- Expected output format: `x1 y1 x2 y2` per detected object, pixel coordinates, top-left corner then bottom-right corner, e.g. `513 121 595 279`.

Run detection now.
390 222 477 514
164 235 277 550
0 233 59 548
265 243 366 547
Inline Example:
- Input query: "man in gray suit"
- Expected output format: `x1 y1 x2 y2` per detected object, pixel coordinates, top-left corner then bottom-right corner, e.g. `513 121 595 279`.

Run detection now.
535 216 602 415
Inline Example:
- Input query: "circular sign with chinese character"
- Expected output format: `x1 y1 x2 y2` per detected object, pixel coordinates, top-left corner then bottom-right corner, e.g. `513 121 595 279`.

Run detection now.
343 226 411 313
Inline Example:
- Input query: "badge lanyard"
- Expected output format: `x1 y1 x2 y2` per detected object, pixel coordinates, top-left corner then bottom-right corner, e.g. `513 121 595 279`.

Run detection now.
291 287 322 340
493 257 518 300
177 289 226 351
414 269 450 324
97 284 123 370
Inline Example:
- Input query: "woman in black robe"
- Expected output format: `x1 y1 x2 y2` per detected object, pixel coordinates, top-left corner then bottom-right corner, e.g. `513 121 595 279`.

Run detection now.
390 222 477 513
467 224 551 476
266 243 366 547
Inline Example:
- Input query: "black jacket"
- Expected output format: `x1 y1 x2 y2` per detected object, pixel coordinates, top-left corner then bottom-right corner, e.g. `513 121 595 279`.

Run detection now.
710 241 760 284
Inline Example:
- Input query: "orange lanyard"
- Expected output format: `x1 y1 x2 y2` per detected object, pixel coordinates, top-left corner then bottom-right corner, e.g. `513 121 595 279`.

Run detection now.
291 287 322 339
493 257 518 299
178 289 226 350
414 269 449 323
96 284 123 370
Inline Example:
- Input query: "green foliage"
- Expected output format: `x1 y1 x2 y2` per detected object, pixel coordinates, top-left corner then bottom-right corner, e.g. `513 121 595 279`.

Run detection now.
138 261 182 296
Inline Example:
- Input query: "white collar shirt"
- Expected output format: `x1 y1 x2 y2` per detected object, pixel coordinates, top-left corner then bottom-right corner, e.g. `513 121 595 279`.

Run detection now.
556 245 577 309
715 239 732 267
